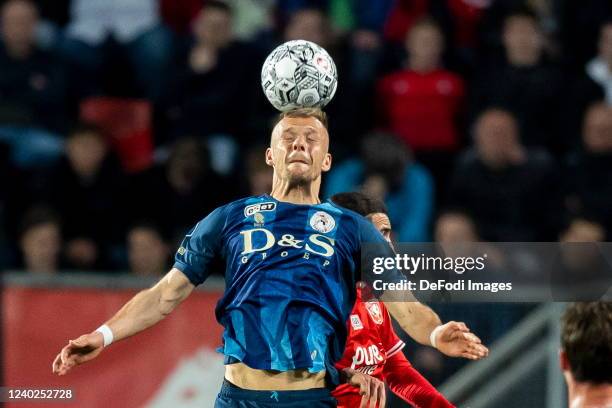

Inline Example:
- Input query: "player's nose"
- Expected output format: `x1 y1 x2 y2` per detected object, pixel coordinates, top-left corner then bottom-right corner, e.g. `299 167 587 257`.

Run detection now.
291 135 307 151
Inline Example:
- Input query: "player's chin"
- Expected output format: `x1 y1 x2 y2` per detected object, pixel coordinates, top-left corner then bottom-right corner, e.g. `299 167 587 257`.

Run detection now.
286 164 312 180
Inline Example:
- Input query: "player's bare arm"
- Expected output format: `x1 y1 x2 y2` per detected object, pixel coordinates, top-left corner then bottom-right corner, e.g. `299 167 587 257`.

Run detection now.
383 297 488 360
376 252 488 359
52 268 194 375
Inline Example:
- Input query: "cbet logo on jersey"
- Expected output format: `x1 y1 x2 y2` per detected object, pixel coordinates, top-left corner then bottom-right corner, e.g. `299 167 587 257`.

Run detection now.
244 202 276 217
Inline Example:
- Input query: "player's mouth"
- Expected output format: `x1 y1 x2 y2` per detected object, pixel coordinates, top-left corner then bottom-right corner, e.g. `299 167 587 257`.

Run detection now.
287 156 310 165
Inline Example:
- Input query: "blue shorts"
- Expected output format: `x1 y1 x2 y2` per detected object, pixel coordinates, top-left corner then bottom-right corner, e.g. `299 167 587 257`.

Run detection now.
215 380 337 407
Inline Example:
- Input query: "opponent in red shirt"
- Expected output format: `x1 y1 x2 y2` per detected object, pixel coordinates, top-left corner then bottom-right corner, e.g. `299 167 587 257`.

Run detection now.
331 192 455 408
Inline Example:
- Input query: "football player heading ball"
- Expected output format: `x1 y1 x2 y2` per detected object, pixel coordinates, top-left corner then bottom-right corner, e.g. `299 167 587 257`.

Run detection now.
52 39 487 408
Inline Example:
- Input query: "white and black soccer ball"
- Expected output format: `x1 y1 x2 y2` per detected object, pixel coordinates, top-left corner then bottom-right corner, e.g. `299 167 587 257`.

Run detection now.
261 40 338 112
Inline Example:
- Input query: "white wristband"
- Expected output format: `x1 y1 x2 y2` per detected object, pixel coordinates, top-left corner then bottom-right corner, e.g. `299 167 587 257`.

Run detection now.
95 324 114 347
430 325 444 349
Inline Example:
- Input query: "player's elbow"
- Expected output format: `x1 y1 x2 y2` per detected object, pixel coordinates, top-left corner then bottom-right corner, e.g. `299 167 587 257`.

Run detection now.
158 285 191 317
158 290 179 317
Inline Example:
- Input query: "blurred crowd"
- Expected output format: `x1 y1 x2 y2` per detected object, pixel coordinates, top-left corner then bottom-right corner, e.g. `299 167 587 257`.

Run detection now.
0 0 611 277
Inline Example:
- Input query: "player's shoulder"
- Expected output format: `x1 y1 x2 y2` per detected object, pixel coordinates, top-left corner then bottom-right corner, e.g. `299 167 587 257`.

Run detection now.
204 195 274 218
324 199 370 227
223 195 274 212
189 195 269 232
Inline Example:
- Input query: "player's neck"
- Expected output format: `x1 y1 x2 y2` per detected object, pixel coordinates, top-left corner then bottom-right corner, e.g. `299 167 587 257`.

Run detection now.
270 179 321 205
569 381 612 408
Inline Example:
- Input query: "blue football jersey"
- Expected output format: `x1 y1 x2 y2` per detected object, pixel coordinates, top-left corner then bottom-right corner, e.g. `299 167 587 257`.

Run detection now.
173 194 394 376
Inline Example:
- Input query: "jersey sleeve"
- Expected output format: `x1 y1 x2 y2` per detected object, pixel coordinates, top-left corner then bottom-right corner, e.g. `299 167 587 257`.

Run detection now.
384 352 456 408
173 205 227 286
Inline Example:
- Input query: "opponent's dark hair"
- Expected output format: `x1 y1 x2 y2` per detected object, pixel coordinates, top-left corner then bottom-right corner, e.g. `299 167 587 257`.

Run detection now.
330 192 387 217
561 302 612 384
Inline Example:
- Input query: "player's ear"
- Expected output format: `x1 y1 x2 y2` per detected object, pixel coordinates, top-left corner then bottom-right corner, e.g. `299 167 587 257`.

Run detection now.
265 147 274 167
321 153 332 172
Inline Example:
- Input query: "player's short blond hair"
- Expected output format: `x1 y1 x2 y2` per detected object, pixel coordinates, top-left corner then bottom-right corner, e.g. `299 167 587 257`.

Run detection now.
274 108 328 130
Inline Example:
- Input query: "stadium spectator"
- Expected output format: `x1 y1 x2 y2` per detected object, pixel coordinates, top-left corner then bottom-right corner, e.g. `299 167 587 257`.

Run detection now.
18 206 62 274
586 21 612 105
47 124 126 270
384 0 490 74
563 103 612 234
378 18 465 152
324 132 434 242
57 0 173 100
0 0 66 167
560 21 609 152
560 302 612 408
448 108 559 241
160 1 262 146
478 0 560 56
377 18 465 189
284 6 332 49
556 218 609 301
560 218 606 244
127 137 229 243
434 209 479 243
470 9 563 148
127 222 169 276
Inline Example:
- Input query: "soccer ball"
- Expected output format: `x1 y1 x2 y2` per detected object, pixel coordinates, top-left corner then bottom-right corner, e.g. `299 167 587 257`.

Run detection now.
261 40 338 112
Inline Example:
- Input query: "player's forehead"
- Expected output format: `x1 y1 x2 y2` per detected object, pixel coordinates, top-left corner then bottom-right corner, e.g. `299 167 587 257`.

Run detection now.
368 212 392 230
275 116 327 136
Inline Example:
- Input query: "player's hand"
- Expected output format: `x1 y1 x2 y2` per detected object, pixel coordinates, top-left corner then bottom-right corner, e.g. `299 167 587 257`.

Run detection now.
343 368 386 408
52 332 104 375
434 321 489 360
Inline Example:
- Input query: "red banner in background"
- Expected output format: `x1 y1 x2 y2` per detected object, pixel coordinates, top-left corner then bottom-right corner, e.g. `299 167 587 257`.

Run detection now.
2 287 225 408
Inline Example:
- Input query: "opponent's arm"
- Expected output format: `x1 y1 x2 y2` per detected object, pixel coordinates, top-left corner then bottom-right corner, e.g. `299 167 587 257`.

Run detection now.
382 296 488 359
52 268 194 375
383 351 455 408
383 299 440 346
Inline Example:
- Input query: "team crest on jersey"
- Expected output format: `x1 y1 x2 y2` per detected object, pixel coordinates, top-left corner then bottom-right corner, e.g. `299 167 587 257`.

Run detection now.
365 301 384 325
244 202 276 217
350 314 363 330
309 211 335 233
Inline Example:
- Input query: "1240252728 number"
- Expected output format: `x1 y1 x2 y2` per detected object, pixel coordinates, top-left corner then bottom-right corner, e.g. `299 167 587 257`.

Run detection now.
1 388 74 401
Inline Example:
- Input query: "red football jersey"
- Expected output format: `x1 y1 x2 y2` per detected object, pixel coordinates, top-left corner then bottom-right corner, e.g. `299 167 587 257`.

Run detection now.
332 287 456 408
332 286 405 402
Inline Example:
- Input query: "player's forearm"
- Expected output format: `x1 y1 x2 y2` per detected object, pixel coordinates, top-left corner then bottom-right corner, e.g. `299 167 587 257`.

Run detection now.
384 301 441 346
102 287 168 342
384 353 455 408
101 270 194 342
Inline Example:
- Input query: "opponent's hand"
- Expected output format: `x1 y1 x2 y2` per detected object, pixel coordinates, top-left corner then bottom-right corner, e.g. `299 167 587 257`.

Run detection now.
343 368 386 408
52 332 104 375
434 321 489 360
